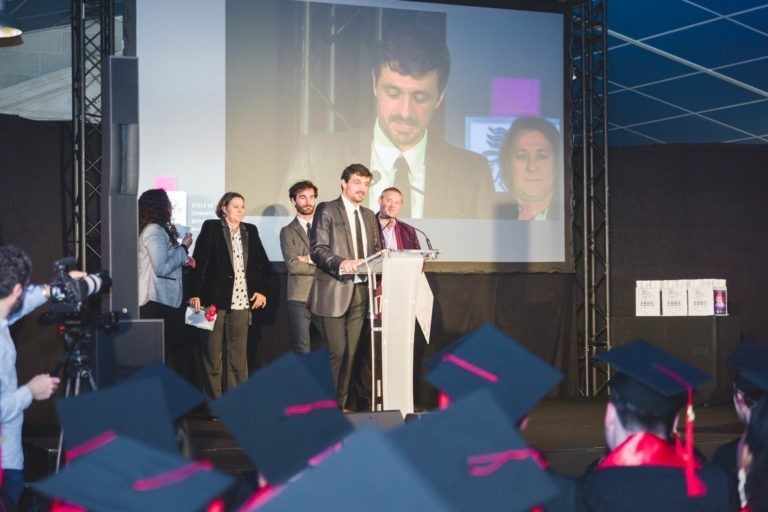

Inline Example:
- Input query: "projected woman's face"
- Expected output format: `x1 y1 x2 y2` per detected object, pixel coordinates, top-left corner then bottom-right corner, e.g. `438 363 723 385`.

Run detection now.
221 197 246 225
510 130 556 204
373 65 445 151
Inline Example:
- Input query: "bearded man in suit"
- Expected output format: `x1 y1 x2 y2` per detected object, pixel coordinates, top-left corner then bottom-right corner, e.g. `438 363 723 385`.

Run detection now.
309 164 380 409
280 180 325 355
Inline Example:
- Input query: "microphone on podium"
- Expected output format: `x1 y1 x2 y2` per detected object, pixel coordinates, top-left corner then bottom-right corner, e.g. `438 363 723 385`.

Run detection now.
410 225 434 252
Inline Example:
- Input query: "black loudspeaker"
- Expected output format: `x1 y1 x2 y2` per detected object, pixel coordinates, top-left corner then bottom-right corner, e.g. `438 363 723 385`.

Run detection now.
104 56 138 124
102 56 139 195
101 56 140 316
94 319 164 387
611 315 741 404
101 194 140 316
346 410 403 431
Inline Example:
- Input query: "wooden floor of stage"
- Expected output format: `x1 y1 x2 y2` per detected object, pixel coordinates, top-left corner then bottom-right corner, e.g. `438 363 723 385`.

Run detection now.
23 398 742 485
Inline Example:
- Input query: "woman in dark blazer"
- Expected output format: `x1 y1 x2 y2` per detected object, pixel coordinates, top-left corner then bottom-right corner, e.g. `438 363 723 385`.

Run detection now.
188 192 270 398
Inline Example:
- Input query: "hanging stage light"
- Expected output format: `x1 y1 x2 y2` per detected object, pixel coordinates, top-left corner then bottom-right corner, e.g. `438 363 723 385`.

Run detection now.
0 0 22 38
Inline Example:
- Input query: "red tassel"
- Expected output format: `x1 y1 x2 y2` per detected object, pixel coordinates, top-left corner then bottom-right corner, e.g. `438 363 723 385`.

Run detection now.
655 364 707 497
237 483 285 512
50 500 86 512
438 391 451 410
206 497 226 512
683 400 707 497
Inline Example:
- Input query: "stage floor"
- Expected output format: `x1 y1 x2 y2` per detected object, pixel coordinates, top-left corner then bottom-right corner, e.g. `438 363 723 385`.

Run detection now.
183 398 741 478
23 398 742 484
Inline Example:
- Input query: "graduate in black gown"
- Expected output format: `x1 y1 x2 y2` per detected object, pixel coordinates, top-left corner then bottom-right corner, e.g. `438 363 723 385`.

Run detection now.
728 370 768 512
425 323 576 512
711 341 768 511
577 340 732 512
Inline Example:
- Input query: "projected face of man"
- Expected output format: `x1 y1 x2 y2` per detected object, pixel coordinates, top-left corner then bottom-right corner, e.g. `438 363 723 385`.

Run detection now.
341 173 371 206
373 64 446 151
510 130 556 204
378 189 403 220
291 188 316 218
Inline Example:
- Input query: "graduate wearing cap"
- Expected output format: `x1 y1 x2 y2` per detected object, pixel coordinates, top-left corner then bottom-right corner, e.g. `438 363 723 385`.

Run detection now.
257 427 452 512
739 396 768 511
34 434 234 512
389 389 563 512
56 377 180 456
577 340 731 511
424 323 575 511
260 390 560 512
211 350 354 510
711 341 768 510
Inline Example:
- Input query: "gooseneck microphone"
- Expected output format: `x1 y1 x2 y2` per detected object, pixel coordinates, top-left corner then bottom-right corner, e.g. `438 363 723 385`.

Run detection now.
410 225 434 252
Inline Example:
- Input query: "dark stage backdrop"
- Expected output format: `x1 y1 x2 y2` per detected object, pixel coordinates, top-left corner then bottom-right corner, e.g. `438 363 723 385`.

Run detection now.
609 144 768 342
0 114 72 423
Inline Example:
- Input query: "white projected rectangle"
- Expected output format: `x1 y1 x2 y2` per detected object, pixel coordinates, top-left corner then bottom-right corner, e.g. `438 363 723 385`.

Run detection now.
137 0 568 268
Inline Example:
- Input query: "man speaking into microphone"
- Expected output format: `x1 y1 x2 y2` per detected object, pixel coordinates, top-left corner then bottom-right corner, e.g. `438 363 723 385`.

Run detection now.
309 164 380 411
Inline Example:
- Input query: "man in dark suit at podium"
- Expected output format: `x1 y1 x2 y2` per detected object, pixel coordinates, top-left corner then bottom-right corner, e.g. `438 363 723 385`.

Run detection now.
376 187 421 251
309 164 380 409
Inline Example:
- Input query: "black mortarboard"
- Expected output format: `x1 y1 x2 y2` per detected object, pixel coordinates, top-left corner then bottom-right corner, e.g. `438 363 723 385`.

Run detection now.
426 323 563 422
296 348 337 398
34 435 234 512
124 361 205 420
596 339 711 417
740 368 768 394
56 377 178 455
211 349 353 484
425 328 473 369
257 428 452 511
726 341 768 371
388 388 558 512
725 341 768 399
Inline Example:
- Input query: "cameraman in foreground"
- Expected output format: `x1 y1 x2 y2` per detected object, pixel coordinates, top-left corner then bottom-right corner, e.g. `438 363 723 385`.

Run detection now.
0 245 77 505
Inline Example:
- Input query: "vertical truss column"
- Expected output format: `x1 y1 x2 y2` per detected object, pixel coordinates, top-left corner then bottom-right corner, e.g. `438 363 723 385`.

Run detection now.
299 4 372 135
65 0 113 270
569 0 610 396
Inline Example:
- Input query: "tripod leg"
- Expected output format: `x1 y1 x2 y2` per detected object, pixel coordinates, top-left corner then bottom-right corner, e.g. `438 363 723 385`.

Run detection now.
86 370 97 392
55 377 75 473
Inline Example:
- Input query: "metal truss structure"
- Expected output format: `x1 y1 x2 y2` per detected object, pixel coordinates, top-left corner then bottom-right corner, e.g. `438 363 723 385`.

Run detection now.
568 0 611 396
64 0 114 270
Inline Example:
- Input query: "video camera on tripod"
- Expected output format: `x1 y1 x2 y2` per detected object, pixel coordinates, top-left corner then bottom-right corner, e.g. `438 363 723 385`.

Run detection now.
48 257 111 314
40 257 120 384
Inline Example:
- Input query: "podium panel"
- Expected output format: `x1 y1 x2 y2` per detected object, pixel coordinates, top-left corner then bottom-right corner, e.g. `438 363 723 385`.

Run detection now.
380 253 424 415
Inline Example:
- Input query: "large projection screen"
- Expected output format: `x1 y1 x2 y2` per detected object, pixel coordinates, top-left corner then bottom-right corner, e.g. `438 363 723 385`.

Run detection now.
137 0 569 272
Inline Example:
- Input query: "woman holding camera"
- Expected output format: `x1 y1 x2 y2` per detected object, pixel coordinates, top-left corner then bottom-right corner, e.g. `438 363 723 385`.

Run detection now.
138 188 195 380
